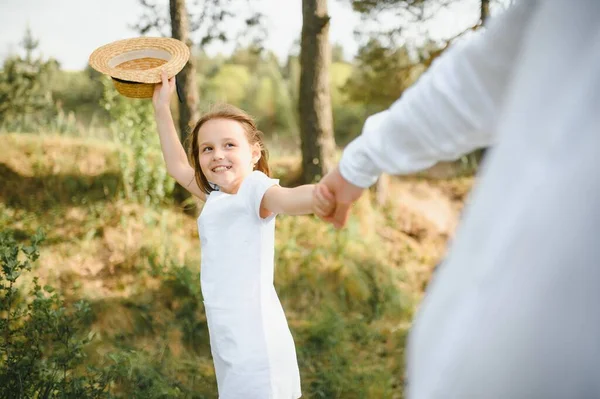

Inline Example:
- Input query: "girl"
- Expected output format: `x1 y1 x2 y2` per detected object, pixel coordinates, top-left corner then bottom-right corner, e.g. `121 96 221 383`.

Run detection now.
152 71 333 398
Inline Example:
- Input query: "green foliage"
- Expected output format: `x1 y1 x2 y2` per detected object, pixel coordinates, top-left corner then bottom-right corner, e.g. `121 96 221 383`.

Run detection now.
105 352 205 399
0 221 217 398
332 43 347 63
349 0 427 14
227 46 263 73
275 215 411 321
344 39 424 111
101 80 174 206
329 62 366 145
0 229 112 398
0 28 61 133
147 253 208 350
204 64 251 104
241 54 299 137
298 308 405 398
50 66 108 129
96 246 216 397
332 102 367 146
330 62 354 106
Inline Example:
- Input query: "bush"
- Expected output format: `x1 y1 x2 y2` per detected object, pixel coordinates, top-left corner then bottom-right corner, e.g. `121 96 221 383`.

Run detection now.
0 229 113 398
101 79 174 206
0 214 215 398
298 307 403 398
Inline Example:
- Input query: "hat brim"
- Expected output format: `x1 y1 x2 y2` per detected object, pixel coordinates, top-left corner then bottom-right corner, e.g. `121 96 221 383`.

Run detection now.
89 37 190 84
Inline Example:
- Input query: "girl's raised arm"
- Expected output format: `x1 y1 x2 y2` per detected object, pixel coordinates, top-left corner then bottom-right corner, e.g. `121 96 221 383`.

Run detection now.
152 71 206 202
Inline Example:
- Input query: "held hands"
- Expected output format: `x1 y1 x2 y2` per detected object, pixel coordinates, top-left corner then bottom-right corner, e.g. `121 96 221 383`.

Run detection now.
313 167 365 229
152 70 176 110
313 183 335 220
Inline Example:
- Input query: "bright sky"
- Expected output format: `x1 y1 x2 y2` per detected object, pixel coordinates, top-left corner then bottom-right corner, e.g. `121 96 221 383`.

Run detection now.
0 0 484 71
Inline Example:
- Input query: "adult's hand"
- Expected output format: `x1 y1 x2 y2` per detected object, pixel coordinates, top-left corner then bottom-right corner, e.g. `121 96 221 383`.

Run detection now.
317 167 365 229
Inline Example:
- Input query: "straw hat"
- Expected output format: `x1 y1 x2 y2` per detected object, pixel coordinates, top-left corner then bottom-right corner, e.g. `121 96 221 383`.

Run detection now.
89 37 190 99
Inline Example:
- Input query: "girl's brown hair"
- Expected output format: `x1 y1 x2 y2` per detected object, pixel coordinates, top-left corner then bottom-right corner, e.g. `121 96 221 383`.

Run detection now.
188 104 270 194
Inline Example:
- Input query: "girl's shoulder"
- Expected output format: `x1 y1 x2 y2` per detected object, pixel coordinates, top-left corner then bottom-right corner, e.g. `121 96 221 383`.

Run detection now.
247 170 270 181
240 170 277 192
239 171 280 219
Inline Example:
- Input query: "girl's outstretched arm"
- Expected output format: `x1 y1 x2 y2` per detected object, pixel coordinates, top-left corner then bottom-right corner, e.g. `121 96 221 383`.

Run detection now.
153 71 206 202
260 183 334 217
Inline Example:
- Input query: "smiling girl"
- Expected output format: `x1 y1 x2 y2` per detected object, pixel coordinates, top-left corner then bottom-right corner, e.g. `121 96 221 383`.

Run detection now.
152 71 333 398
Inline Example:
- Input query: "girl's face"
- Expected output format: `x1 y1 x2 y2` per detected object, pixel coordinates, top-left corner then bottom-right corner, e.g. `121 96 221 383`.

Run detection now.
197 118 261 194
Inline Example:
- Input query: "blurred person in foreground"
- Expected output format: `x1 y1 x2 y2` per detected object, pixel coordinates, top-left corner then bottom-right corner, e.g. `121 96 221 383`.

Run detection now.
313 1 600 397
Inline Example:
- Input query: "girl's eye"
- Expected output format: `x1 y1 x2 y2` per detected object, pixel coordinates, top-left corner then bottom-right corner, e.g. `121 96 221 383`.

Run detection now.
202 147 212 152
225 143 235 148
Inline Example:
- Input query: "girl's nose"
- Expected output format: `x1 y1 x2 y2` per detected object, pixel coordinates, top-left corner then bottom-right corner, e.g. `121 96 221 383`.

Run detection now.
212 150 224 160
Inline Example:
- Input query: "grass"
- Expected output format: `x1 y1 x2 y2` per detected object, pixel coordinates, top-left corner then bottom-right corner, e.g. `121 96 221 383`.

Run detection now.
0 132 473 398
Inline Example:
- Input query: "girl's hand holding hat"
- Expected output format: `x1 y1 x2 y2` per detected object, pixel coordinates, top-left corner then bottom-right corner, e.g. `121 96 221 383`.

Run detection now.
152 70 176 111
89 37 189 99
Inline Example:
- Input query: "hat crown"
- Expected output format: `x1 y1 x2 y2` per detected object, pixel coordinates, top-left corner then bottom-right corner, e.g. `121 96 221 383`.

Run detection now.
89 37 190 98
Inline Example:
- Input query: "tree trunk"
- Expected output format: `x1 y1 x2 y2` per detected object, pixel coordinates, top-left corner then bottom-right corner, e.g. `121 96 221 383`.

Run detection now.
476 0 491 163
481 0 490 26
170 0 200 207
298 0 336 184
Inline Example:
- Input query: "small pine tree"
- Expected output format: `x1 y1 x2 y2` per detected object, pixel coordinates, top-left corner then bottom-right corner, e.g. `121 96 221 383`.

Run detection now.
0 27 59 132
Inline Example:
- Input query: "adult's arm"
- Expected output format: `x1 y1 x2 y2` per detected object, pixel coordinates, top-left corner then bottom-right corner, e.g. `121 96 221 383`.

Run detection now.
339 1 537 188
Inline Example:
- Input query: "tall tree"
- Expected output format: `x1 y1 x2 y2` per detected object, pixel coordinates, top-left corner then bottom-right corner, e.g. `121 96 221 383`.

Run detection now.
298 0 336 184
169 0 200 204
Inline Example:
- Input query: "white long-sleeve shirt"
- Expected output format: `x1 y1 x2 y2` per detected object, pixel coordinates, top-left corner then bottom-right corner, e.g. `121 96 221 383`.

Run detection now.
339 1 600 398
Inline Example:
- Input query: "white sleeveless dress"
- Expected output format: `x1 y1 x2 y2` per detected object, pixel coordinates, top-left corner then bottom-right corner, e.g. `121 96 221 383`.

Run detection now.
197 171 302 399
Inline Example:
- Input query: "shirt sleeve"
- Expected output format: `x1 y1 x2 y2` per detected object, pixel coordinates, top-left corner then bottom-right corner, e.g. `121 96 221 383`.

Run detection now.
242 171 280 220
339 0 538 188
